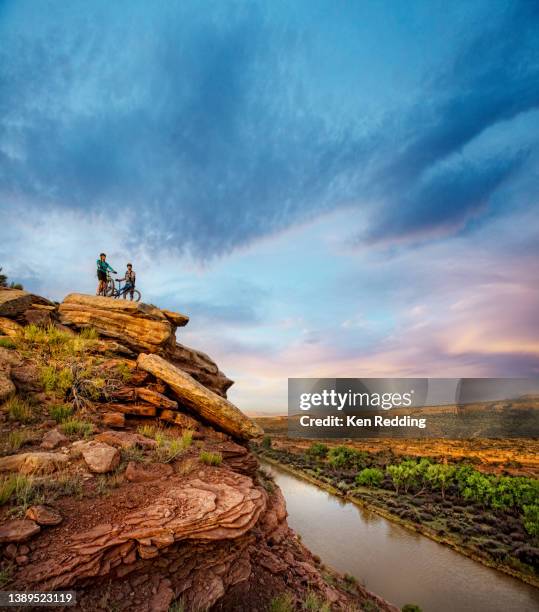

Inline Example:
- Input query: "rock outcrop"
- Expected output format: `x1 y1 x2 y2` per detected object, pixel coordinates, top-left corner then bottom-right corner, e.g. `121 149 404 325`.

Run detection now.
57 293 234 397
0 291 394 611
137 353 262 440
0 289 56 325
59 294 179 353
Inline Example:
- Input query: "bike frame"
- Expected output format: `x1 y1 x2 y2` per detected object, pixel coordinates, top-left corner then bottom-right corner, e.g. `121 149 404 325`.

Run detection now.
113 279 134 297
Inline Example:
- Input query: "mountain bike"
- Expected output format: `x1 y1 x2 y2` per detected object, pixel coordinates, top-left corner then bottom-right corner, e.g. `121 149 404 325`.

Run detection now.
105 274 141 302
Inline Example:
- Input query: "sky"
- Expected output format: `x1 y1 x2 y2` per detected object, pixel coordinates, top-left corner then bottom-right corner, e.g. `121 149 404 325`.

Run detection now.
0 0 538 413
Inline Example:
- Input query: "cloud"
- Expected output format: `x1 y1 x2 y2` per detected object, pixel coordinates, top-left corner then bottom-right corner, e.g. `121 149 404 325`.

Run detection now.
1 1 537 258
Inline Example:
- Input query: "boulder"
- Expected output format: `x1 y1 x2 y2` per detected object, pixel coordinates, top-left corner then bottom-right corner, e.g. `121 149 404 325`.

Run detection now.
0 289 55 322
81 442 120 473
23 307 53 327
25 505 63 526
10 362 41 392
137 354 262 440
58 294 177 353
0 452 68 475
41 429 68 450
166 342 233 397
0 519 40 543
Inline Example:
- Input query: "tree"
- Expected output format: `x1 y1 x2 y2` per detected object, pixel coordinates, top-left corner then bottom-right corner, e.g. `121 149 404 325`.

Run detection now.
387 464 407 494
0 267 7 287
425 463 455 499
461 471 494 507
356 467 384 487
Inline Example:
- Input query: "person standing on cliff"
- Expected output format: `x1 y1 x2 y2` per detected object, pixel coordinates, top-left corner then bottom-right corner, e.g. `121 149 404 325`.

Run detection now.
120 263 136 300
96 253 116 296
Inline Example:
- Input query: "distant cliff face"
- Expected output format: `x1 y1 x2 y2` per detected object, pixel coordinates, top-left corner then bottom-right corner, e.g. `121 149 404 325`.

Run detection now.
0 289 395 611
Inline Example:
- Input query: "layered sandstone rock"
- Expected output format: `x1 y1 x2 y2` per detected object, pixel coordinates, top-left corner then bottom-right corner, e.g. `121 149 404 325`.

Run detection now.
58 294 181 353
21 469 266 590
165 342 233 397
56 293 235 397
137 353 262 440
0 289 56 324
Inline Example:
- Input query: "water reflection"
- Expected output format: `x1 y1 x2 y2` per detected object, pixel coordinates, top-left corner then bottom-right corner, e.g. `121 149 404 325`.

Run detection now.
262 461 539 612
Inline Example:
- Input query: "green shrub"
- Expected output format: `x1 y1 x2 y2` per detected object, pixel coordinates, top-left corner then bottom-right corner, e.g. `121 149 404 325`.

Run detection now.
356 467 384 487
40 365 74 395
0 474 39 509
0 564 13 588
523 504 539 537
199 450 223 466
137 423 158 439
168 599 185 612
79 327 99 341
402 605 422 612
307 442 328 459
0 337 16 349
60 419 94 437
269 593 295 612
0 474 20 505
49 403 73 423
7 430 31 451
153 429 194 463
3 395 33 423
303 590 331 611
115 361 132 382
327 446 368 469
261 435 272 450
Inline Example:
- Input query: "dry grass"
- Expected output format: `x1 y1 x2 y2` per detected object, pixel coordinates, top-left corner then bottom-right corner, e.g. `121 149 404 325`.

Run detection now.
60 418 94 438
3 395 33 423
199 450 223 466
154 430 194 463
6 430 32 451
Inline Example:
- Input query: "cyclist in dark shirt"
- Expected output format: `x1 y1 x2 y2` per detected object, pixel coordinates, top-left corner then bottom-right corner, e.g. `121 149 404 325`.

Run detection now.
120 263 136 300
96 253 116 296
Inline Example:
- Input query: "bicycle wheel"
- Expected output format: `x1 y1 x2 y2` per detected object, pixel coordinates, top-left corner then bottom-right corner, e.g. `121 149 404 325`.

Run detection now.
132 289 141 303
105 279 115 297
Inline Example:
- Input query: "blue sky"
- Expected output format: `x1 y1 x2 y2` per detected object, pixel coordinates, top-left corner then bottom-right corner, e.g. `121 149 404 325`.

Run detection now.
1 1 538 413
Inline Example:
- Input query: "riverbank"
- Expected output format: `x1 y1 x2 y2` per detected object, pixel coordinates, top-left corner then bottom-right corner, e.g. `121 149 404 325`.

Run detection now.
255 447 539 589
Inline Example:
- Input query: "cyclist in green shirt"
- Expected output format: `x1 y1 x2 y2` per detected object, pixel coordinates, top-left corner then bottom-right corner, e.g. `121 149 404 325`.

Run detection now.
96 253 116 296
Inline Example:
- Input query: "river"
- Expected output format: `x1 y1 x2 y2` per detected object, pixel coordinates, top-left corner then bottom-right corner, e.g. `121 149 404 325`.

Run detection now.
262 461 539 612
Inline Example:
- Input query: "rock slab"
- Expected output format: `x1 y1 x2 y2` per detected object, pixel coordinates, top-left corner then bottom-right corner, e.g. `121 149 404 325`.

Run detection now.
0 519 40 543
58 294 181 353
137 353 262 440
